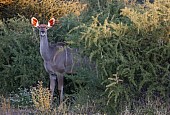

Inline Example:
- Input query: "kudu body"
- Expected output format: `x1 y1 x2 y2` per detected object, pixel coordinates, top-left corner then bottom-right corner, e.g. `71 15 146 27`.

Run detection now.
31 17 73 104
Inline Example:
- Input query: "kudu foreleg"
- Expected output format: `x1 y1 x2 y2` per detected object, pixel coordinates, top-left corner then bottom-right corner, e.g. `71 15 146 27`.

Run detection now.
50 74 56 100
57 75 64 104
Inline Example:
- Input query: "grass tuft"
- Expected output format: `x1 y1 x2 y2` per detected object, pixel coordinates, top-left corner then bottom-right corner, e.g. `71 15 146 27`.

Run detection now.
30 81 52 112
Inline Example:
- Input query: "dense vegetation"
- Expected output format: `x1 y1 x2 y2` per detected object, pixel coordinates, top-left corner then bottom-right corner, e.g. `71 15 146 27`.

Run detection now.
0 0 169 114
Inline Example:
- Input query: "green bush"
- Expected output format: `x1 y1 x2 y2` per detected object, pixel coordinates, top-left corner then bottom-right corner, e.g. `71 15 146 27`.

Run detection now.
10 88 33 108
0 16 47 94
69 0 170 114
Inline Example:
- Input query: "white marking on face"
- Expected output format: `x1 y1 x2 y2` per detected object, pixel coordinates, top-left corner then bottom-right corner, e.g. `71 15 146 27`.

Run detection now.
40 31 46 36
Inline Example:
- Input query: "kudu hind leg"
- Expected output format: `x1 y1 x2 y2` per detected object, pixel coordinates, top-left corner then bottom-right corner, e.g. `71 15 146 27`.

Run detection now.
57 74 64 104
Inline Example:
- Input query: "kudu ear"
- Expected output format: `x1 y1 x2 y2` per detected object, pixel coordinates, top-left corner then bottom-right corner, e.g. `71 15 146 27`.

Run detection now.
31 17 39 27
48 18 55 27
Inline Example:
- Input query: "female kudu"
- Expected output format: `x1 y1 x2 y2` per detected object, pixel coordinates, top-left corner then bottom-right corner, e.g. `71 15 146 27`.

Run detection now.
31 17 74 104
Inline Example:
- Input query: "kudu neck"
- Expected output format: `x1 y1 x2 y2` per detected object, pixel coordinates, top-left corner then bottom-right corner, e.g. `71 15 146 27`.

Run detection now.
39 33 51 61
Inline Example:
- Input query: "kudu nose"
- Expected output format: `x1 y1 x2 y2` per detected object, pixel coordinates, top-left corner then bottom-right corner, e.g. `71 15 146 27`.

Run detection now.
40 31 46 36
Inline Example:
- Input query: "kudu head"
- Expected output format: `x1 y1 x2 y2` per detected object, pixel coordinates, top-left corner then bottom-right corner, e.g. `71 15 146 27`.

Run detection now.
31 17 55 37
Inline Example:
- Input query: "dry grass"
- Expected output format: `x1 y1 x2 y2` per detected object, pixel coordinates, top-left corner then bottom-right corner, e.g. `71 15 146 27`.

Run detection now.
120 98 170 115
0 81 105 114
30 81 52 112
1 82 169 114
0 95 11 115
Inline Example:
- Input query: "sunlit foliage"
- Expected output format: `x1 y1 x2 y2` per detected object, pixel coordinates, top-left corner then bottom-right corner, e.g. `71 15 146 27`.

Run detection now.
0 0 86 21
17 0 87 20
0 0 13 5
